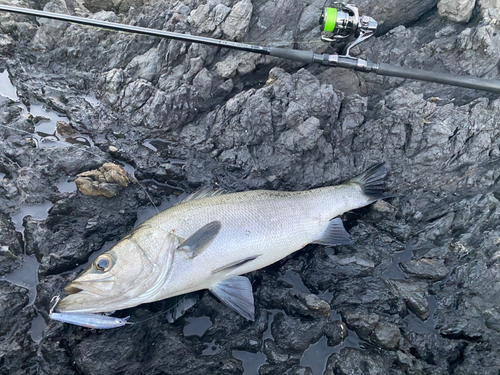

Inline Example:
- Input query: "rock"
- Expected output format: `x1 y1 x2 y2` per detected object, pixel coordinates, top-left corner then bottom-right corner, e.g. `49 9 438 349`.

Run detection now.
325 320 348 347
1 0 500 373
324 348 392 375
221 0 253 41
390 279 430 320
373 321 401 350
400 258 449 281
75 163 131 198
271 312 328 353
0 213 23 275
438 0 476 23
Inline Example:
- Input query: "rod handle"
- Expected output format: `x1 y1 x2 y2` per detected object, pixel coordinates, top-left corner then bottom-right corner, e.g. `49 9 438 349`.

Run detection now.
269 48 315 63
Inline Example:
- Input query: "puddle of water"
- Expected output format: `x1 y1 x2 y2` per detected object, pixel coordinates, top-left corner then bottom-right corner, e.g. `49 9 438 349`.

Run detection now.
299 335 332 374
83 94 100 106
183 316 212 337
331 328 362 353
143 140 158 152
404 295 438 335
0 70 18 100
202 339 222 355
379 241 414 280
2 254 39 304
56 176 76 193
232 350 267 375
278 266 310 295
29 311 46 343
10 201 54 234
263 309 280 340
167 158 187 167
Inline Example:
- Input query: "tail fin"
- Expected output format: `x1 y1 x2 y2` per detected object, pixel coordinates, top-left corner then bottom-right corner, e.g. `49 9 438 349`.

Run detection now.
348 162 387 200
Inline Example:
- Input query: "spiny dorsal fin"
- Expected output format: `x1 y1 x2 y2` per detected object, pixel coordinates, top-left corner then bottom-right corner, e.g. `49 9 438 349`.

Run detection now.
178 188 228 204
209 276 255 321
179 221 222 258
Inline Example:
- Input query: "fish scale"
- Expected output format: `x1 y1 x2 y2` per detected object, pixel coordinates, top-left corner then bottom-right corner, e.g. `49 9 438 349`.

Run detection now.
54 163 387 324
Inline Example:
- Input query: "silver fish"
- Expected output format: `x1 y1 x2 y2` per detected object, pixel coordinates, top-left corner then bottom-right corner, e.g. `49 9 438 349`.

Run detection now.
55 163 387 321
49 296 132 329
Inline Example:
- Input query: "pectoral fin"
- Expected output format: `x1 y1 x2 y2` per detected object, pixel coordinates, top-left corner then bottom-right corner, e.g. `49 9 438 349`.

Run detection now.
312 217 353 246
179 221 221 258
209 276 255 321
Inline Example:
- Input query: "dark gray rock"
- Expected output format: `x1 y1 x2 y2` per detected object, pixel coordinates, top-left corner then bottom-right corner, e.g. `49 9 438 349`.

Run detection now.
271 312 328 353
0 213 23 275
1 0 500 374
324 320 348 347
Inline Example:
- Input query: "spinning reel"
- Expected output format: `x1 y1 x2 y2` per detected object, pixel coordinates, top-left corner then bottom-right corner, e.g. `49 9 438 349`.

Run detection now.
320 3 378 56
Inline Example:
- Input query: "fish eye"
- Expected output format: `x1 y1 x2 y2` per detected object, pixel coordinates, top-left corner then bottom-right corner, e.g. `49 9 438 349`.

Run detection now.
94 254 113 272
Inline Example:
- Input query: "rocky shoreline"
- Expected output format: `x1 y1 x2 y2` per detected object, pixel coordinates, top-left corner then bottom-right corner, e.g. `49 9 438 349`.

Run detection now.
1 0 500 373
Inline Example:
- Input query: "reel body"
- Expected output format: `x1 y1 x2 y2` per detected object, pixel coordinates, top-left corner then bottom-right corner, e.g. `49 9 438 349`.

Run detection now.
320 3 377 56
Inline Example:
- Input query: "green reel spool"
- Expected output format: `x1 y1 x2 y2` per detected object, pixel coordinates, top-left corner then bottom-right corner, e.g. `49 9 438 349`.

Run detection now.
320 3 377 52
321 7 337 33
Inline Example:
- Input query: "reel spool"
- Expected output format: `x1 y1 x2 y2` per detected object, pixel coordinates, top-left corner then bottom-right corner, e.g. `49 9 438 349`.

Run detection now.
320 3 377 56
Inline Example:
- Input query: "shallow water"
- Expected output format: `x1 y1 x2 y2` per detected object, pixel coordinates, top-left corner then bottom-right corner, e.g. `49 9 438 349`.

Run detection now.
183 316 212 337
232 350 268 375
56 176 77 193
278 265 311 294
0 70 18 100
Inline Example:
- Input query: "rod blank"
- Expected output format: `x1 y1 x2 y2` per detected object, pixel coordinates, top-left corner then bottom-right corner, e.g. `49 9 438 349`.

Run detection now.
1 4 500 94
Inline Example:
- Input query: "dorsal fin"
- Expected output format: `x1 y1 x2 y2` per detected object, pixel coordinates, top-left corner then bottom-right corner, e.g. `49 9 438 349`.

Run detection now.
178 188 228 205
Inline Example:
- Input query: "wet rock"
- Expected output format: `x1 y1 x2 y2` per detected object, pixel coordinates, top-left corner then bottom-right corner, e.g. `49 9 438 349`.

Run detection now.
390 279 430 320
75 163 131 198
271 312 328 353
24 188 141 275
343 311 380 341
1 0 500 373
0 281 29 337
288 365 313 375
261 338 302 370
373 321 401 350
324 348 394 375
400 258 449 281
0 213 23 275
325 320 348 347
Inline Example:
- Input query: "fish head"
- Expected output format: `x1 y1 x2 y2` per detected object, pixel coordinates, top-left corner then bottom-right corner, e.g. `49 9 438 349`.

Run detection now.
56 234 166 313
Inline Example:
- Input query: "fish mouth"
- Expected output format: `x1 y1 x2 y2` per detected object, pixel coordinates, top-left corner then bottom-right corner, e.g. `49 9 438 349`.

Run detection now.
56 277 116 313
64 276 115 295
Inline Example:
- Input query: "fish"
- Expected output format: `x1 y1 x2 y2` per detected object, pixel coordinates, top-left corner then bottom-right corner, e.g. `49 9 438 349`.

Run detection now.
49 312 132 329
49 296 132 329
55 163 387 322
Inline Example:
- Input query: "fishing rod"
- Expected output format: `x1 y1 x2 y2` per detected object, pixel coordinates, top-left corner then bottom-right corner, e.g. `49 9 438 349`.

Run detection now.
1 3 500 93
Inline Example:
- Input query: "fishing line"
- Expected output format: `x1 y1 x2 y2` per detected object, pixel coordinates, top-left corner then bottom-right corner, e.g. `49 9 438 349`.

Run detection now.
127 294 195 325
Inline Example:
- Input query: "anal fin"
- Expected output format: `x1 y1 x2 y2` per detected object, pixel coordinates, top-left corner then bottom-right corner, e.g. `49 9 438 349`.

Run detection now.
312 217 353 246
209 276 255 321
